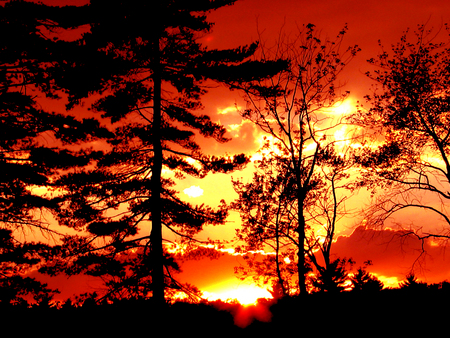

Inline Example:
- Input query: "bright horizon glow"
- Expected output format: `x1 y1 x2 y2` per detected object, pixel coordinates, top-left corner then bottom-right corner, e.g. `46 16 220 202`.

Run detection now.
377 275 400 288
203 281 273 306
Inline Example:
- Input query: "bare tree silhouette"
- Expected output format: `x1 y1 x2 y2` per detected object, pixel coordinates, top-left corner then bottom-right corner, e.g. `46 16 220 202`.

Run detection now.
356 23 450 265
232 23 360 295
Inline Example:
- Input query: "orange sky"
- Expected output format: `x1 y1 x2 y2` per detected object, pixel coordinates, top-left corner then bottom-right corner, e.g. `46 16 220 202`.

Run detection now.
20 0 450 304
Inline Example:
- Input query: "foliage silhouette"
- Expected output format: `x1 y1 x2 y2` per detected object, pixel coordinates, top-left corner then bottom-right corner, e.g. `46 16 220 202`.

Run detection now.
2 278 450 338
0 229 59 306
355 23 450 258
398 272 428 291
0 1 112 305
309 257 354 293
26 0 287 305
0 1 110 232
350 261 384 293
232 23 360 295
4 0 450 318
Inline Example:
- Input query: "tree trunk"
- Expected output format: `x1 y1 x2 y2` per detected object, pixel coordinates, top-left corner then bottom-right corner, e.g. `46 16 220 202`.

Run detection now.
150 34 165 305
297 208 308 295
275 217 287 296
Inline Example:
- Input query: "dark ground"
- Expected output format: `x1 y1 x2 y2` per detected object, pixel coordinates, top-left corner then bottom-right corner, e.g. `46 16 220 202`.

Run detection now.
2 290 447 337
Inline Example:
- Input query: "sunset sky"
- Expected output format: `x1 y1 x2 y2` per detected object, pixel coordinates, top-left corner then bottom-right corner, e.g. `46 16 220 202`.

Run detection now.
172 0 450 303
27 0 450 305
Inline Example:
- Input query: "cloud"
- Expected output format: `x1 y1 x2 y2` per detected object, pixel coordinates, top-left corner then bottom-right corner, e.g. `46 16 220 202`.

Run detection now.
182 225 450 294
183 185 204 198
199 118 261 156
331 226 450 284
217 106 240 115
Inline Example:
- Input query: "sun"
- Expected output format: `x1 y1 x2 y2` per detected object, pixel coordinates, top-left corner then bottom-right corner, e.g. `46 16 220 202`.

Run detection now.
203 281 273 306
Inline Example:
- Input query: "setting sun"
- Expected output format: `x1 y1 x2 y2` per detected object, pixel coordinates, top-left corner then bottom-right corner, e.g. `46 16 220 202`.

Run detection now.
203 281 273 306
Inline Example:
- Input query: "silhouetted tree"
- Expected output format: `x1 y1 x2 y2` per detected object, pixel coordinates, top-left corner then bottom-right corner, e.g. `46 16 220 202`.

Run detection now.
398 272 428 291
36 0 285 305
0 1 113 305
232 24 360 295
309 257 353 293
0 229 59 306
356 23 450 253
350 261 384 292
304 148 359 292
0 1 109 232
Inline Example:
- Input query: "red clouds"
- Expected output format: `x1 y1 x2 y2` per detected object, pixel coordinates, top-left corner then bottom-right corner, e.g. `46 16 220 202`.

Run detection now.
331 226 450 285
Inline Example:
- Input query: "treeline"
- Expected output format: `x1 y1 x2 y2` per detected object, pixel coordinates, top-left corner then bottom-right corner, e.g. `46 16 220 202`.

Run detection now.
2 284 449 336
3 0 450 307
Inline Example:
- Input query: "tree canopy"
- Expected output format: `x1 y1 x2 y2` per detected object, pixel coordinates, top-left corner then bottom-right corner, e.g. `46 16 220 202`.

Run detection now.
356 24 450 251
232 23 360 295
12 0 286 305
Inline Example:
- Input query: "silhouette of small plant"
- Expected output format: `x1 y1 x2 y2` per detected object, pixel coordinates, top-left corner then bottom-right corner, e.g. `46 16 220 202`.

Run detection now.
350 264 384 292
310 258 354 293
399 273 428 291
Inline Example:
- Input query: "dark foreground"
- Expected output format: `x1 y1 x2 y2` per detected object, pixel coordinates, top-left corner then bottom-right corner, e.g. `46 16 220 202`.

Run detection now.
3 290 448 337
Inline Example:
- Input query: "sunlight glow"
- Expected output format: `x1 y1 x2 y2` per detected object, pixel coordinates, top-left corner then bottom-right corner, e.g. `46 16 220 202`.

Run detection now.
200 244 276 258
184 157 204 171
333 98 354 116
217 106 240 115
334 125 349 145
227 123 242 138
203 283 272 306
183 185 204 198
378 275 399 288
26 185 50 196
251 134 284 162
228 124 241 130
